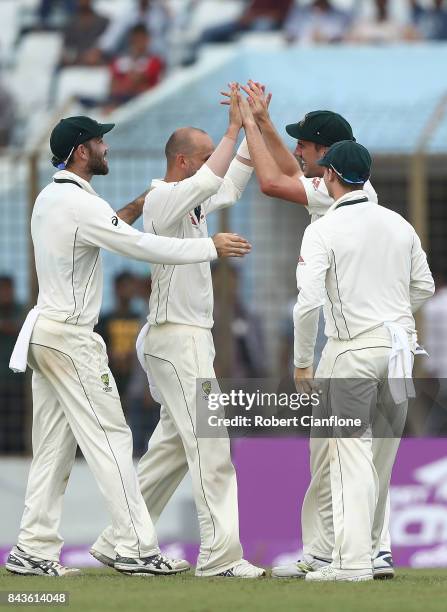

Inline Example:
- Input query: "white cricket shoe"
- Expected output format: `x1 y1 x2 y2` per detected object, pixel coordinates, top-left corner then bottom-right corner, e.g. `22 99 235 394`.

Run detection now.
114 553 190 576
373 551 394 579
272 554 330 578
305 566 373 582
213 559 266 578
90 548 115 568
5 546 80 577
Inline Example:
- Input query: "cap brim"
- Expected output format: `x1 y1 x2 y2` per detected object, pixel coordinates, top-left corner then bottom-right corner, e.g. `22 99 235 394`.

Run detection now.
99 123 115 136
317 157 330 167
285 123 301 139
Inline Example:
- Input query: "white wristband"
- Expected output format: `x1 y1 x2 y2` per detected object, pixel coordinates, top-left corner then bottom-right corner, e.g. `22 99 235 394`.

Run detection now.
237 137 250 160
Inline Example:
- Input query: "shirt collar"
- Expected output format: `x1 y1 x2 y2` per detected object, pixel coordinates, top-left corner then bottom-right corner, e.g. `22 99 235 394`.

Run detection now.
53 169 98 196
151 178 165 187
326 189 369 215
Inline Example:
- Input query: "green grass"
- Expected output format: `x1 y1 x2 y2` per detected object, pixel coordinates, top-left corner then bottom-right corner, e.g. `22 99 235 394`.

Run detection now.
1 569 446 612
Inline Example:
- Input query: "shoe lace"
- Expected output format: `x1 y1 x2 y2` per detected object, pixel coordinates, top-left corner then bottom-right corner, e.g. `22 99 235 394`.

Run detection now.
39 560 64 572
151 554 173 570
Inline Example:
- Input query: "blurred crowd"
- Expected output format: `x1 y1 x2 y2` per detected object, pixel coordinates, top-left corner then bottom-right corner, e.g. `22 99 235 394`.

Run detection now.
36 0 447 52
1 0 447 146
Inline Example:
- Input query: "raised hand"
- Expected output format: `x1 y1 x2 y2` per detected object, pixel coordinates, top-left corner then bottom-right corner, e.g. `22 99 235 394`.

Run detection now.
240 80 272 126
237 92 256 127
227 82 242 133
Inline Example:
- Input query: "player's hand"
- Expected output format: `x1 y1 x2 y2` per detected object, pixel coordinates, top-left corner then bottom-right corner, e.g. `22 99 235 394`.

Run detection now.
240 80 272 125
212 233 252 258
229 82 242 127
294 366 314 395
237 92 256 127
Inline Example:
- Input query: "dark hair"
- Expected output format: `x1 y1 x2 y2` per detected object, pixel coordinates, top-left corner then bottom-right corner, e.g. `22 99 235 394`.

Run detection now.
51 155 65 169
114 271 134 286
130 23 149 37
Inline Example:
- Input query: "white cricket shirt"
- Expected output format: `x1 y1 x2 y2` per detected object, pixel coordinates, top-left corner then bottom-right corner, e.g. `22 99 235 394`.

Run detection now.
32 170 218 329
293 190 435 368
300 175 378 222
144 161 253 328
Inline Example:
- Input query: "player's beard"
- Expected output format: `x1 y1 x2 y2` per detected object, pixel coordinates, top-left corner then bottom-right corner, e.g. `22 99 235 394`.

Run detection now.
88 149 109 176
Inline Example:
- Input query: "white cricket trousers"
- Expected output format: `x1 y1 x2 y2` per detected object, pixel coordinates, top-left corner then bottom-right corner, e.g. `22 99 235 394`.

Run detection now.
92 323 243 576
17 317 160 561
301 327 408 570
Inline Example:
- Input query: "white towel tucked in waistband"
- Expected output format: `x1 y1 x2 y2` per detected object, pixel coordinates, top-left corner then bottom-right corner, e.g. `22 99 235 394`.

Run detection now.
383 321 423 404
135 322 162 404
9 306 40 373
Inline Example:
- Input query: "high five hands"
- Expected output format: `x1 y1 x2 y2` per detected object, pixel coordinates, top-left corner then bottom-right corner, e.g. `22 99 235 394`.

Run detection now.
220 80 272 127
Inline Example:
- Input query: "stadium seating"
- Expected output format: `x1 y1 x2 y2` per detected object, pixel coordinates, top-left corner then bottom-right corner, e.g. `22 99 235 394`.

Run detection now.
9 32 62 117
55 66 111 106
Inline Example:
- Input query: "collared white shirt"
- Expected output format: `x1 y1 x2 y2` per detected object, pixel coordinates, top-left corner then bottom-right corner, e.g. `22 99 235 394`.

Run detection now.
293 189 434 367
32 170 217 329
144 160 252 329
300 175 378 222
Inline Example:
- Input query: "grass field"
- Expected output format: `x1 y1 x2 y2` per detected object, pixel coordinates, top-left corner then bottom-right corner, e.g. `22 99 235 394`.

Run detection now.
1 569 446 612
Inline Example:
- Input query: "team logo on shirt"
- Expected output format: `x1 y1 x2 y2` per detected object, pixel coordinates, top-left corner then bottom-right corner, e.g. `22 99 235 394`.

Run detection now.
189 212 205 227
312 178 321 190
298 255 305 265
101 373 113 392
202 380 212 397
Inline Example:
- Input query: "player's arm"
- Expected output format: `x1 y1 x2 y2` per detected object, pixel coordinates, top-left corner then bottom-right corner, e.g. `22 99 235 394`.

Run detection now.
204 138 253 214
237 93 308 205
293 226 330 369
78 195 251 263
116 190 149 225
409 230 435 312
242 81 302 179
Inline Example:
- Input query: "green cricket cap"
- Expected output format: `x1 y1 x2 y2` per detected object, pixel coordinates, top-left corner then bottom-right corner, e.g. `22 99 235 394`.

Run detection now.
50 116 115 162
285 110 354 146
317 140 372 185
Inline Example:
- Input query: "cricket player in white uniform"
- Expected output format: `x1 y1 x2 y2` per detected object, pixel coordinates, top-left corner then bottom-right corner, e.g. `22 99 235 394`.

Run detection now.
91 88 265 578
233 86 397 578
5 116 250 577
292 140 434 581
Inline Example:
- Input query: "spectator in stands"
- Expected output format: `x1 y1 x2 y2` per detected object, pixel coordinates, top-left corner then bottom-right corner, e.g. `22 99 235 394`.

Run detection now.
0 84 15 147
60 0 109 67
0 276 26 453
38 0 75 27
345 0 418 44
107 24 164 108
96 272 141 402
411 0 447 41
284 0 351 45
212 263 266 378
200 0 294 44
98 0 170 59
